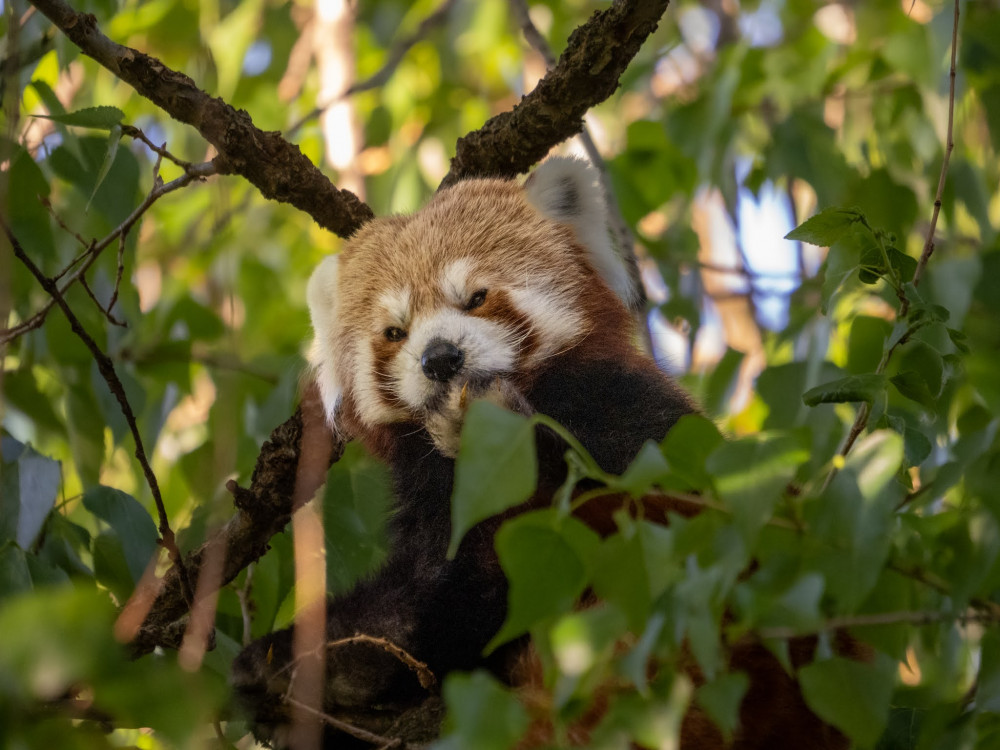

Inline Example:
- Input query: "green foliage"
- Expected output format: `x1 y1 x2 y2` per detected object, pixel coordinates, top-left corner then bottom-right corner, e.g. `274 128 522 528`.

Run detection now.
3 0 1000 747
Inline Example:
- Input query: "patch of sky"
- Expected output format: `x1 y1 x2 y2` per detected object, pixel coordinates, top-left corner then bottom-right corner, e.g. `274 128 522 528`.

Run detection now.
739 0 784 48
735 158 799 331
242 40 272 77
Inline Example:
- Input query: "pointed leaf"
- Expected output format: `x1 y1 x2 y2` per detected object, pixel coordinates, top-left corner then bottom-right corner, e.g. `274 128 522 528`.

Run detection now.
449 401 537 557
35 106 125 129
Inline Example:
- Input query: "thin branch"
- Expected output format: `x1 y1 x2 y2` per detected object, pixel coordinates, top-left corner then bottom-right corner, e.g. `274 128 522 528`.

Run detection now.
0 161 215 345
287 0 458 137
27 0 374 237
121 126 197 171
327 635 437 691
758 607 1000 641
1 218 193 605
441 0 671 188
284 696 407 749
910 0 960 294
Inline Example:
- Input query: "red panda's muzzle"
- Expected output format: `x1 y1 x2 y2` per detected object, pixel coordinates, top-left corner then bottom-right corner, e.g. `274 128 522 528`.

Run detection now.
420 339 466 382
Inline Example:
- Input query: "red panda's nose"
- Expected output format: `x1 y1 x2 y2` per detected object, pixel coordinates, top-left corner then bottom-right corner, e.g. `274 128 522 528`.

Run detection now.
421 339 465 382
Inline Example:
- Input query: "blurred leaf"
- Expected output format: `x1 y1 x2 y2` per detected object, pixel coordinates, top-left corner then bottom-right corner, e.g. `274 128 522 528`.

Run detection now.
83 486 159 583
0 436 60 549
660 414 725 491
436 671 529 750
0 543 33 600
808 431 905 611
695 671 749 740
449 400 537 558
322 443 392 595
707 432 809 542
489 512 599 650
799 655 895 746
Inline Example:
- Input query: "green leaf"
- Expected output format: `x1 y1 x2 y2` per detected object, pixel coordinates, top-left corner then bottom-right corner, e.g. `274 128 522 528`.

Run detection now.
611 441 670 498
86 124 122 212
0 542 33 600
707 432 809 542
0 436 61 549
449 401 537 557
488 512 599 650
785 205 862 246
322 443 391 595
890 371 937 409
703 347 744 416
847 316 892 375
436 671 529 750
83 486 159 583
660 414 725 491
695 672 749 740
808 431 905 611
799 655 895 746
92 530 138 602
803 373 888 406
819 239 860 312
35 106 125 129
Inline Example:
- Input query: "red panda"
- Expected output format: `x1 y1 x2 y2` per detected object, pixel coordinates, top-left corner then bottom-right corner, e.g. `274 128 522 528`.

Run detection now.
231 158 852 749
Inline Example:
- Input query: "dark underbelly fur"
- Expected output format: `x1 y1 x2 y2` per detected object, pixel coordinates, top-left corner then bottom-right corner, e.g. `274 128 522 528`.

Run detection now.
230 358 694 744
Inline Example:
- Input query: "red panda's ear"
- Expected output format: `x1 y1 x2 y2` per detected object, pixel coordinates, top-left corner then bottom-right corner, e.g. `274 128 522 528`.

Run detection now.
524 157 636 307
306 254 344 428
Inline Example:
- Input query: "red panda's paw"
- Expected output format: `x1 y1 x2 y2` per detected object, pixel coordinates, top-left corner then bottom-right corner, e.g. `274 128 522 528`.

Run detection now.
425 377 532 457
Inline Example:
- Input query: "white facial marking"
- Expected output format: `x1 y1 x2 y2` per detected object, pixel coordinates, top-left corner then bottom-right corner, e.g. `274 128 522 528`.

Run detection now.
439 258 475 307
393 307 518 412
306 255 344 425
352 336 407 426
377 287 412 330
508 286 585 362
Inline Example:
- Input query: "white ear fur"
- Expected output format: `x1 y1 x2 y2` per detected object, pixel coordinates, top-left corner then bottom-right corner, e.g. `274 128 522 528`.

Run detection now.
524 157 636 307
306 254 343 426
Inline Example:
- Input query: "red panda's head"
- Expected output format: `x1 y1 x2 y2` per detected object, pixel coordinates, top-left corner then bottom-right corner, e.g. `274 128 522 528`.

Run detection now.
306 158 636 451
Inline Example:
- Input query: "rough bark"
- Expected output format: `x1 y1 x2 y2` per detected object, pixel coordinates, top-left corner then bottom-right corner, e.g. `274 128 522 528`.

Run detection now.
440 0 671 188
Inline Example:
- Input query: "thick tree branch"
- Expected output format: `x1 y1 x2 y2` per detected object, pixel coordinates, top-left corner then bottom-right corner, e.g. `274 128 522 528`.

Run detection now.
27 0 374 238
440 0 670 188
130 382 339 655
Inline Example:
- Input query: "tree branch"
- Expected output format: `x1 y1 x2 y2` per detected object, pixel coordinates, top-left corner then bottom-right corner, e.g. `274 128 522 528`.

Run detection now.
1 218 193 605
440 0 670 188
27 0 373 238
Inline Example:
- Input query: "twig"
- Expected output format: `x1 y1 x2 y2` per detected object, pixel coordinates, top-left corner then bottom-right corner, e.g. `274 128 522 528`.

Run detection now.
79 274 125 327
1 218 193 605
327 635 437 691
284 697 406 749
758 607 1000 640
28 0 374 237
0 161 215 345
910 0 960 295
121 126 197 171
287 0 458 137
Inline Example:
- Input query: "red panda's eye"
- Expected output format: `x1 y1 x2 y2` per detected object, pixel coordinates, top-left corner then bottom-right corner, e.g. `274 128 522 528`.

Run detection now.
465 289 487 310
385 327 407 342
